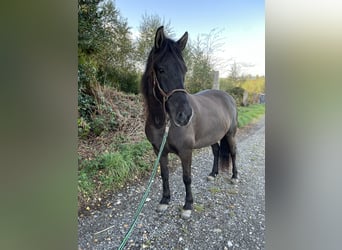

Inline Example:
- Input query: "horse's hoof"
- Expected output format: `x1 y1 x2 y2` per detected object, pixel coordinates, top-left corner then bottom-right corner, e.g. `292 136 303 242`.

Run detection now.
207 175 215 181
157 204 168 212
181 209 192 219
230 178 239 185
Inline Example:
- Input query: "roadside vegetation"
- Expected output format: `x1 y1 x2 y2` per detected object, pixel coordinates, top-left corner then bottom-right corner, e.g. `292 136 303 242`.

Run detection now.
238 104 265 128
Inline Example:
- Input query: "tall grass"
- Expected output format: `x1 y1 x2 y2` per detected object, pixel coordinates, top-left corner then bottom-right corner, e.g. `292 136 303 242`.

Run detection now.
78 140 153 204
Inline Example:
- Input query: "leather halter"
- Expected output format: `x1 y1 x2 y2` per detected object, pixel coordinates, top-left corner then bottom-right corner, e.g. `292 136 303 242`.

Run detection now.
152 70 188 120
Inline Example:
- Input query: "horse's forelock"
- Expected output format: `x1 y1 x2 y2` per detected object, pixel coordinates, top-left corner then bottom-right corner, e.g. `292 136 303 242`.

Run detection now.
141 38 186 102
155 39 186 72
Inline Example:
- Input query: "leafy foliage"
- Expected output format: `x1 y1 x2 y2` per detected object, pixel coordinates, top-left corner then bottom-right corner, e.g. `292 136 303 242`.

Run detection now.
78 0 105 55
186 48 213 93
230 86 245 106
241 76 265 94
78 0 138 93
78 117 91 139
78 87 96 122
185 29 226 93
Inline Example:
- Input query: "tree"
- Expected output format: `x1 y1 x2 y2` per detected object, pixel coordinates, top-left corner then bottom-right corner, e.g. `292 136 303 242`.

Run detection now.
96 1 139 92
78 0 105 55
135 13 174 68
185 36 213 93
78 0 105 91
78 0 139 93
185 29 226 93
228 61 241 84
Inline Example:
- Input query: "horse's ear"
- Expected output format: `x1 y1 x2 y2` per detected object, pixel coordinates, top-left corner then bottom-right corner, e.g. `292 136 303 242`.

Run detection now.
155 26 165 49
177 31 188 51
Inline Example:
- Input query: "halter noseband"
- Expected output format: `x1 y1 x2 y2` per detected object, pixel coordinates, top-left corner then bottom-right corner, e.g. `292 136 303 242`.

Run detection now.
152 71 188 120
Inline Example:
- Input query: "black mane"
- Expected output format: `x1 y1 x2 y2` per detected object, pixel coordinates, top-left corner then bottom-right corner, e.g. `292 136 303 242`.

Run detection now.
141 37 187 127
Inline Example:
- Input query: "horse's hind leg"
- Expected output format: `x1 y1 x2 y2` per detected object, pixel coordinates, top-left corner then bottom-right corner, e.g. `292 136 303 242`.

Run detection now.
227 135 238 180
207 143 219 181
157 153 170 212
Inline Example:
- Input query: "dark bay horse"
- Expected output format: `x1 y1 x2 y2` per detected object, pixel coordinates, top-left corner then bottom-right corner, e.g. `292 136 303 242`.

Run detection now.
141 26 238 219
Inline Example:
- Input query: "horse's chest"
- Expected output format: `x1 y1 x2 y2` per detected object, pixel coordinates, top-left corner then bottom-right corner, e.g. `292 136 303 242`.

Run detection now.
145 124 168 150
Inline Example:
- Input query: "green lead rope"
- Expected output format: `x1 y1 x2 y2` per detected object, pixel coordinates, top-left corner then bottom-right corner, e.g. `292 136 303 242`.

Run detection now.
118 124 169 250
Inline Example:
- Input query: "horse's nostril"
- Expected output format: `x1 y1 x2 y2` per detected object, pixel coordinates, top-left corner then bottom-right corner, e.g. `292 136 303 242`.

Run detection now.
177 112 186 121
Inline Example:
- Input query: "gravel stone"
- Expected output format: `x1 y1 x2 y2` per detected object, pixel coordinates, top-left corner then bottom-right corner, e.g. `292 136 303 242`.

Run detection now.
78 115 265 249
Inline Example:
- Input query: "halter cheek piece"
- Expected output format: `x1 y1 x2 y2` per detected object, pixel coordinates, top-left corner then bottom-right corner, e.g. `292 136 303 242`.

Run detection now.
152 70 188 121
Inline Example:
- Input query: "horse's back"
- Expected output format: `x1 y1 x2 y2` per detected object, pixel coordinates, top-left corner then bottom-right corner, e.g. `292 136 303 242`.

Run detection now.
192 89 237 118
195 89 235 102
187 89 237 148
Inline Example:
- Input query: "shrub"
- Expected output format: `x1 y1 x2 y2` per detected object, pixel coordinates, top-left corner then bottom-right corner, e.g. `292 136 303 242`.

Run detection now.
78 117 91 139
78 88 96 122
229 86 245 106
101 67 140 94
78 51 98 90
91 116 106 136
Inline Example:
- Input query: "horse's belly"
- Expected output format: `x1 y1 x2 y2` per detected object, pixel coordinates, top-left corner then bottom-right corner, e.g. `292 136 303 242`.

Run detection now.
193 127 227 149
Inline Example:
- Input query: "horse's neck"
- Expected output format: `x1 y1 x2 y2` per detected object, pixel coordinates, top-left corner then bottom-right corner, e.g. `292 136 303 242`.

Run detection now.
147 97 166 128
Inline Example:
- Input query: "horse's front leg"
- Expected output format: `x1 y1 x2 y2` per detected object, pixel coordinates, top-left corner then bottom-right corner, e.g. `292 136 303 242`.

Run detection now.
157 153 170 212
179 149 193 219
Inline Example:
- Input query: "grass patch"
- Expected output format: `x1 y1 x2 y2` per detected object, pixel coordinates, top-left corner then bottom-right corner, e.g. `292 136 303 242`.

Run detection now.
78 139 153 206
194 204 205 213
209 187 221 194
237 104 265 128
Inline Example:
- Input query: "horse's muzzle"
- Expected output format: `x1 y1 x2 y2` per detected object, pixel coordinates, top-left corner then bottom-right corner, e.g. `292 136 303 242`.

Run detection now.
174 109 193 127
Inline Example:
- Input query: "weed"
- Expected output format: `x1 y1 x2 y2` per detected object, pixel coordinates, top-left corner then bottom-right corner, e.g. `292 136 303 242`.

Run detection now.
78 117 91 138
194 204 205 213
209 187 221 194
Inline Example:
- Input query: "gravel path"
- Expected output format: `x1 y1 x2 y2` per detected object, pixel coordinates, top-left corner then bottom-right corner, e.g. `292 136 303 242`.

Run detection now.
78 115 265 250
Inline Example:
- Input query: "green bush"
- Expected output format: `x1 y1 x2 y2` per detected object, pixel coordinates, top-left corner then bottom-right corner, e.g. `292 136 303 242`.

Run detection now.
78 88 96 122
91 116 106 136
90 101 118 136
229 86 245 106
78 51 98 89
101 67 140 94
117 71 140 94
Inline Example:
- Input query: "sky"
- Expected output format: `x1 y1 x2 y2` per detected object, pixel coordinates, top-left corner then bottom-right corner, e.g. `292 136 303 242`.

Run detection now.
115 0 265 77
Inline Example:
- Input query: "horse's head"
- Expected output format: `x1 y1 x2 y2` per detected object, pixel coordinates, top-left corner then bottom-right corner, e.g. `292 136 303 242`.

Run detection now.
151 26 193 127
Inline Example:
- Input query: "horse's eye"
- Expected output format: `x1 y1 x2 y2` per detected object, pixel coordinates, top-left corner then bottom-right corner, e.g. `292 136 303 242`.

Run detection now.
158 67 165 74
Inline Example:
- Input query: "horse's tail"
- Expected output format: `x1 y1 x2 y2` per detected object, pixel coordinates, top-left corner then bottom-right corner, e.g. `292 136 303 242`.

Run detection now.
219 137 230 171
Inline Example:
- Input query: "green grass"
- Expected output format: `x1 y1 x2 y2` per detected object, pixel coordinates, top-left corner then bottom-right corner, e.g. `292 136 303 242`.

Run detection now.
209 186 221 194
78 139 153 203
237 104 265 128
194 204 205 213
